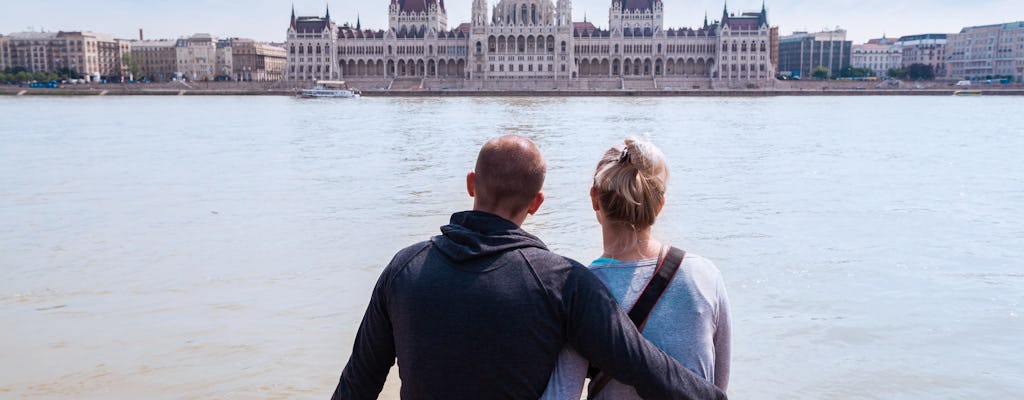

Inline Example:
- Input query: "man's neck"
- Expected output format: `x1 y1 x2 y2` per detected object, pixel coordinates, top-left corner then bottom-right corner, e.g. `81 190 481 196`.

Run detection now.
472 204 527 227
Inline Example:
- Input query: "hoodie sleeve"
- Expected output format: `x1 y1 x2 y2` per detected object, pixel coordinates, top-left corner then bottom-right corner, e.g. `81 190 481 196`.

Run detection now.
330 243 431 400
564 266 727 400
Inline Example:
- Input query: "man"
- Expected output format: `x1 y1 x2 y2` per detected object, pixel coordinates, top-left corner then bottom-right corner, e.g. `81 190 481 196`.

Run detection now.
331 135 725 400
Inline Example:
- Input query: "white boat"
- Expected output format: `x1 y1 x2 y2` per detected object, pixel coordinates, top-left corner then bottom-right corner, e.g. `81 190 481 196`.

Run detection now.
300 81 361 98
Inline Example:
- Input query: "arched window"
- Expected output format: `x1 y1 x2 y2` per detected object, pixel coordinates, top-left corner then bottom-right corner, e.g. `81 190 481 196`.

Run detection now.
561 41 567 53
741 42 747 52
476 41 482 53
761 41 767 52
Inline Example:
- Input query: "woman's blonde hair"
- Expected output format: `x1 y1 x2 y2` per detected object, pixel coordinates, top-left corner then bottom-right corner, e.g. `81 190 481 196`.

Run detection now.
593 137 669 228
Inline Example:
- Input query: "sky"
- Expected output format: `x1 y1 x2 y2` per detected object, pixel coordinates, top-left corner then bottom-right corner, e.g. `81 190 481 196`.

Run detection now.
2 0 1022 44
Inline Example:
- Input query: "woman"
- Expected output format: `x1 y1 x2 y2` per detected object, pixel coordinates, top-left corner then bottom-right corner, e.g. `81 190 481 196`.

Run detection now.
541 137 731 399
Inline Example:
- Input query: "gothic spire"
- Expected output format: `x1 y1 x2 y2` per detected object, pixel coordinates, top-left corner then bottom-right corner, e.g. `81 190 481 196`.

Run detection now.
325 3 331 20
759 0 768 26
357 14 361 30
722 1 729 20
704 11 709 29
290 4 297 28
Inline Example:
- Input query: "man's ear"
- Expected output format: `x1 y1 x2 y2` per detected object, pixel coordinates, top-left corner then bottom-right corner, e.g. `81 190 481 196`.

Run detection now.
526 191 545 216
590 186 600 211
466 172 476 198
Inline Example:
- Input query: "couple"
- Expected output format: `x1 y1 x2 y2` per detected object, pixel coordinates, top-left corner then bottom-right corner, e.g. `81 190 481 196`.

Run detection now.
331 135 730 400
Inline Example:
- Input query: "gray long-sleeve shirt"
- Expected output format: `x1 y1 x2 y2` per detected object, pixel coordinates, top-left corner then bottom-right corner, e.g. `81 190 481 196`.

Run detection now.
330 211 726 400
542 255 732 399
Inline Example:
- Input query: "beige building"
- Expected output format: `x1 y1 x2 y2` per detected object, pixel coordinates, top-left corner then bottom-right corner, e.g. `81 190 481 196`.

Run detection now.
947 22 1024 82
130 39 177 81
176 33 218 81
230 38 287 81
286 0 775 87
852 37 901 77
1 31 129 81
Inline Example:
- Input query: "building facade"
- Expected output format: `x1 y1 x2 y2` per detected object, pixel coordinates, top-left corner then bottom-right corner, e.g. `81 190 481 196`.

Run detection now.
0 34 10 71
285 0 775 85
0 31 129 80
176 34 219 81
229 38 287 81
777 29 850 78
947 22 1024 82
851 37 901 77
129 39 177 81
896 33 948 78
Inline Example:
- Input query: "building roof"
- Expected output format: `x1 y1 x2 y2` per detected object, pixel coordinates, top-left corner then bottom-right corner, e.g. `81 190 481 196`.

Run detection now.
620 0 659 11
665 27 716 37
6 32 59 40
130 39 177 49
294 17 331 33
392 0 444 13
959 21 1024 32
338 28 387 39
573 22 599 36
723 17 760 30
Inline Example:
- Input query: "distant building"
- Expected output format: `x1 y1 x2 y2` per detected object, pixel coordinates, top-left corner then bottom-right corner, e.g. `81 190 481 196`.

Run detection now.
895 33 948 78
228 38 287 81
947 21 1024 82
176 34 218 81
285 0 777 85
129 39 177 81
851 36 901 77
216 39 234 79
1 31 129 81
777 29 851 78
0 34 10 71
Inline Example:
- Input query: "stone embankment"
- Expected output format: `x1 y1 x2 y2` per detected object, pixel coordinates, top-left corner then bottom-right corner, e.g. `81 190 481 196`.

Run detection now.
2 79 1022 97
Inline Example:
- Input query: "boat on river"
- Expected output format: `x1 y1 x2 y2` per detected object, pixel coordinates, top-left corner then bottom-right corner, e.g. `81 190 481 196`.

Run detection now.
300 81 360 98
953 90 983 97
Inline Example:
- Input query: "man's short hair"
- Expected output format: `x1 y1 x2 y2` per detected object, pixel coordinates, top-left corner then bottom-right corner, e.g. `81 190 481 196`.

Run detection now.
474 135 546 214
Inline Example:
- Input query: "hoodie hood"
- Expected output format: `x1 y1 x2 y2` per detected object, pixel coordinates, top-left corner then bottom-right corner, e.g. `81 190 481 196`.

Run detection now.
431 211 548 263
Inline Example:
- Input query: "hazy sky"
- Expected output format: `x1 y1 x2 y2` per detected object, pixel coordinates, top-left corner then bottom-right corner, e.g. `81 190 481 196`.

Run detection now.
2 0 1022 44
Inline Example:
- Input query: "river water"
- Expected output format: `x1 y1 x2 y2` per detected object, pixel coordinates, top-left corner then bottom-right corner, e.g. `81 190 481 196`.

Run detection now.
1 95 1022 399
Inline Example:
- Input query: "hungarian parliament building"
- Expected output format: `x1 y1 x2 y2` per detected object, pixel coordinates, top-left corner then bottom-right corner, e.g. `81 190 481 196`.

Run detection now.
285 0 777 87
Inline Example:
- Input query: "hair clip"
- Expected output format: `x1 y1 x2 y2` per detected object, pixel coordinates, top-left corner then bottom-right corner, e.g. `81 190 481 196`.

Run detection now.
619 148 630 163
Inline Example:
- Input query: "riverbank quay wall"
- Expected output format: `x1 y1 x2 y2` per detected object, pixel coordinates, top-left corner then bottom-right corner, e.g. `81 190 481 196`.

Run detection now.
5 82 1024 97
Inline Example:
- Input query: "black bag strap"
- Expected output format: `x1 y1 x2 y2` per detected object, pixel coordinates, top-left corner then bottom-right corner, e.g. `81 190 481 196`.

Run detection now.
589 246 687 398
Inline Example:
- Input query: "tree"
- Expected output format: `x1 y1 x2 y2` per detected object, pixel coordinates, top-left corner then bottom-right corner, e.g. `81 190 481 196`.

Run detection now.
839 65 876 78
887 67 908 80
811 66 830 80
122 54 141 80
906 63 935 81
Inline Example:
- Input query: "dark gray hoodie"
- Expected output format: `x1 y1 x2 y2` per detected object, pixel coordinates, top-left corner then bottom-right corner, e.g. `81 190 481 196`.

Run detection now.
331 211 726 400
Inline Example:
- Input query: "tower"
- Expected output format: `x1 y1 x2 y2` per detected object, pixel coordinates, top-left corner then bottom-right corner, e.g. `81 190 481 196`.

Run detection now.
472 0 489 26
